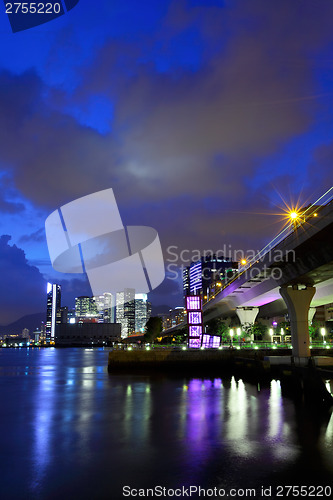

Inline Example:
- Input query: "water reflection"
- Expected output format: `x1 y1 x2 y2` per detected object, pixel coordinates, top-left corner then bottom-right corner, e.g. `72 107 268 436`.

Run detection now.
1 349 333 499
268 380 282 439
124 381 152 443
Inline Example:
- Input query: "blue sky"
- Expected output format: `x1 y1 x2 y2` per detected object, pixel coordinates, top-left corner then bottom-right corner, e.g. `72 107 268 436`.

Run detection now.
1 0 333 324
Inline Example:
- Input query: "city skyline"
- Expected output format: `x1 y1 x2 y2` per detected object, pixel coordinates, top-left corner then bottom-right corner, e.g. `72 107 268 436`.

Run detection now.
1 1 333 324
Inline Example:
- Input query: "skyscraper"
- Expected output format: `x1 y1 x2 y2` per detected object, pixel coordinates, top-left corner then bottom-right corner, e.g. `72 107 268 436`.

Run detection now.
183 267 190 297
75 296 98 321
93 293 115 323
46 283 61 343
116 288 135 338
135 293 151 333
185 254 238 302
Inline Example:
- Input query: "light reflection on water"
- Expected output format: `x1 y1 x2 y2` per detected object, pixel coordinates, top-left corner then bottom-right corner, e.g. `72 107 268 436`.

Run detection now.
0 348 333 499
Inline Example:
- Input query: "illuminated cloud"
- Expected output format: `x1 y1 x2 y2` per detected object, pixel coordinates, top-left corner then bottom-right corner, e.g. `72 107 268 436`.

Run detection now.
1 0 333 315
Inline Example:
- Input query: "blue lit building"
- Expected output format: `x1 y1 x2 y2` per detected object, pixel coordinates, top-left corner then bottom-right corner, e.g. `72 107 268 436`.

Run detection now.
185 254 238 302
46 283 61 343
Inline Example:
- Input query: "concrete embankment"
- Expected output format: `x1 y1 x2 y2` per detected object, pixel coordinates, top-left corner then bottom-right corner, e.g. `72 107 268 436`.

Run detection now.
108 347 333 378
107 347 289 375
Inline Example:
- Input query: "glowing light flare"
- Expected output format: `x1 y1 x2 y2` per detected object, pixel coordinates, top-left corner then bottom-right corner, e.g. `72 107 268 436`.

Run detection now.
289 211 299 220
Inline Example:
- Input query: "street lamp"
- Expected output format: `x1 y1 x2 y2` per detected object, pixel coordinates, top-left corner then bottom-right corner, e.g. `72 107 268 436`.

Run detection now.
269 328 274 344
289 210 301 230
229 329 234 346
289 211 299 220
321 327 326 344
280 327 284 343
236 328 241 346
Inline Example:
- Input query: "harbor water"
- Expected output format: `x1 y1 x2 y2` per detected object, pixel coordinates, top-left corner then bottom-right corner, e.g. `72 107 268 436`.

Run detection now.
0 348 333 499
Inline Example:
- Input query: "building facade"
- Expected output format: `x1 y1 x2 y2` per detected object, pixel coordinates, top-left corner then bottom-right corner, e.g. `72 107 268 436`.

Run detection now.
55 323 121 346
93 293 115 323
184 254 238 303
46 283 61 343
116 288 135 338
134 293 152 333
75 296 99 321
161 307 185 331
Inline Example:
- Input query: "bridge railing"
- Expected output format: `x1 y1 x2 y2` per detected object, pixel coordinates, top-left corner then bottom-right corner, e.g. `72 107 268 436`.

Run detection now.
204 186 333 305
113 341 332 351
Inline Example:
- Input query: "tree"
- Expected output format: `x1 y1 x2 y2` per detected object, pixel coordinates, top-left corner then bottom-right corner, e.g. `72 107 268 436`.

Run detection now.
171 327 187 344
205 318 230 342
309 321 320 340
144 317 162 343
245 322 267 341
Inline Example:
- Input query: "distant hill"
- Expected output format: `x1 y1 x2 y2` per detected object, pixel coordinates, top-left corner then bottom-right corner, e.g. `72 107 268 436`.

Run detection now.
0 312 45 336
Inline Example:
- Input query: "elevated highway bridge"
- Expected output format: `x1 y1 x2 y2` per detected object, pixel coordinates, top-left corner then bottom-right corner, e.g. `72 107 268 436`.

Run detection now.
166 188 333 364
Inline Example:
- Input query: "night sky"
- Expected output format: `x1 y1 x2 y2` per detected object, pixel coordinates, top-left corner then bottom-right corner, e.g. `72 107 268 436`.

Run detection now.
0 0 333 325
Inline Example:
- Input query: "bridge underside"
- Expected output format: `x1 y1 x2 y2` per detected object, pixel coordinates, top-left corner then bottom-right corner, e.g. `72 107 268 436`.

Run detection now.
203 274 333 323
164 204 333 358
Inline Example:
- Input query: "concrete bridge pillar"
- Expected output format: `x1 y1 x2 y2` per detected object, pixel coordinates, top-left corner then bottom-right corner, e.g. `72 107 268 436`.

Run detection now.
236 307 259 339
279 285 316 364
308 306 316 325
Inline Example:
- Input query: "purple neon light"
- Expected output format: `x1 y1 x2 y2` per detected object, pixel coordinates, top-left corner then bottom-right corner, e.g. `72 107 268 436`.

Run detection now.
188 311 202 324
211 336 221 348
201 334 221 348
202 334 210 348
186 296 201 311
189 338 201 348
188 379 202 391
189 325 202 337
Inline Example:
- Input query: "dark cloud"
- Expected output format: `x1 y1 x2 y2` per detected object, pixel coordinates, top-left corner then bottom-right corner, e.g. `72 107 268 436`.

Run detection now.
1 1 332 212
1 1 333 313
0 71 119 209
0 198 25 214
56 276 92 309
0 173 25 214
19 228 45 244
0 235 46 324
149 269 183 308
0 235 93 323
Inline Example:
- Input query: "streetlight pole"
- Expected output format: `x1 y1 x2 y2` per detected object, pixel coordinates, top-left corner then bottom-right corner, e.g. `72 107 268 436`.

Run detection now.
229 328 234 347
280 327 284 344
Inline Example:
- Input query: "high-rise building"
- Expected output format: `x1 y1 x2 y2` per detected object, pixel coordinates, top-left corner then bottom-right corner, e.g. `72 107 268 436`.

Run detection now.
93 293 115 323
75 296 99 321
185 254 238 302
46 283 61 343
161 307 185 331
60 306 68 324
183 267 190 298
189 260 202 295
116 288 135 338
67 309 76 324
134 293 152 333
